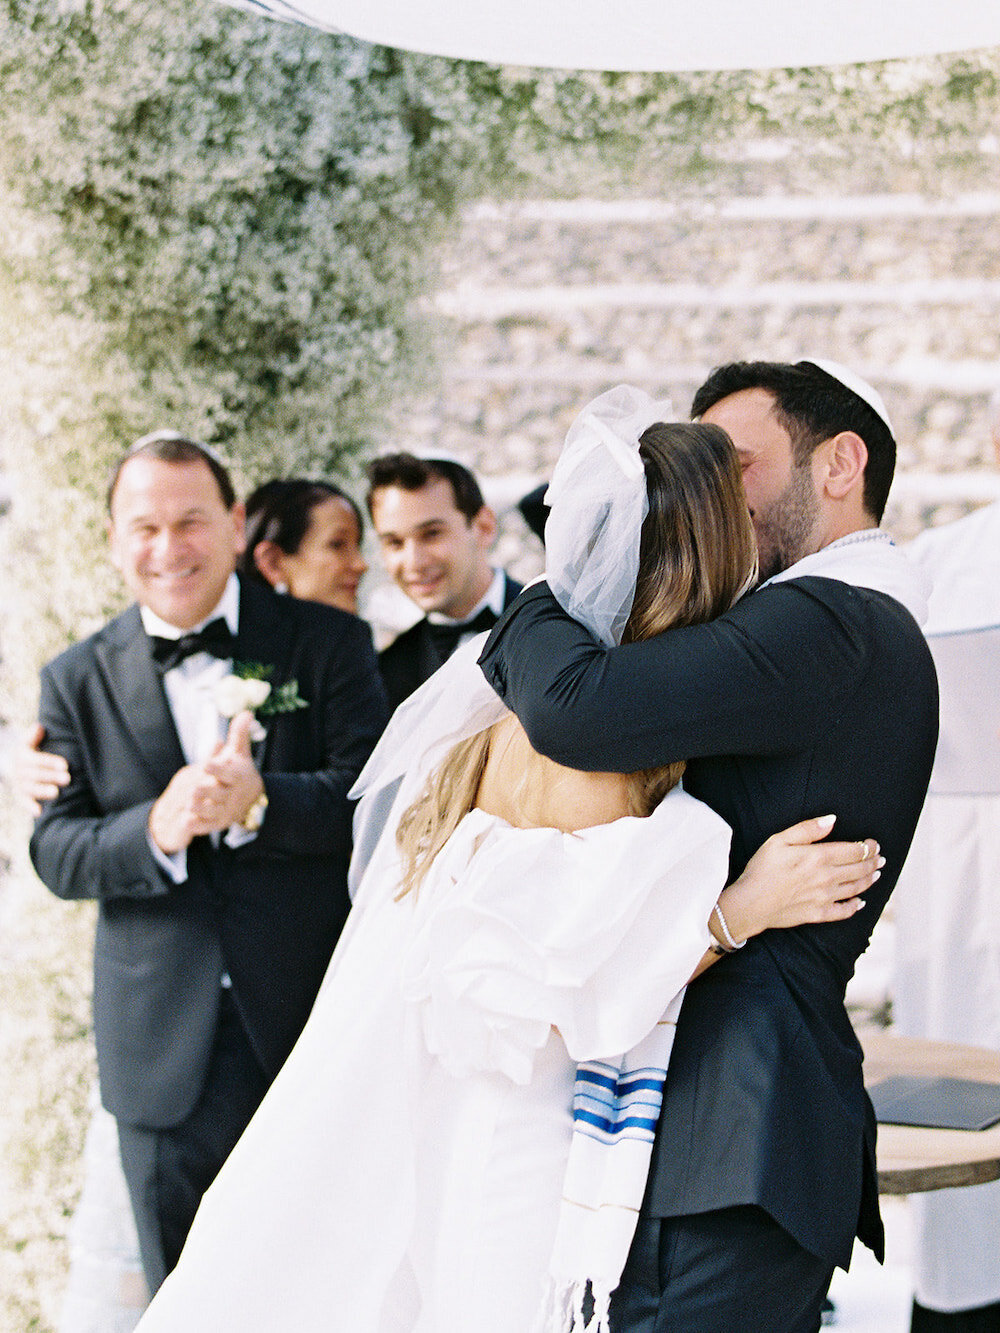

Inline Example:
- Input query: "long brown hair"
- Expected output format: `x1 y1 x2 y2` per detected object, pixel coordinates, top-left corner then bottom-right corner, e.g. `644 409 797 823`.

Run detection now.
395 421 757 898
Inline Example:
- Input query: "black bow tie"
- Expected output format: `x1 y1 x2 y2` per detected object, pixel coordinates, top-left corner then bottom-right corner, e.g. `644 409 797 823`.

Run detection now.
428 606 498 663
150 617 236 673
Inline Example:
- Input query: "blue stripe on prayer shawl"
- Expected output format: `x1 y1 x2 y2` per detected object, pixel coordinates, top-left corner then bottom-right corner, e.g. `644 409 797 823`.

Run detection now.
575 1067 619 1093
575 1066 667 1097
577 1063 666 1087
574 1088 664 1113
574 1094 662 1120
617 1075 665 1095
574 1109 661 1134
572 1061 668 1144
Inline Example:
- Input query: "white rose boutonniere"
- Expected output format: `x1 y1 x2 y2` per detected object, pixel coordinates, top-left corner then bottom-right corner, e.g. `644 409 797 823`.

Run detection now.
215 675 271 718
214 662 308 740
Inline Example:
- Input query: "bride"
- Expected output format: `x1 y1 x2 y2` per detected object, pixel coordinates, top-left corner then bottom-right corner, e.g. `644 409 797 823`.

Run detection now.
137 388 880 1333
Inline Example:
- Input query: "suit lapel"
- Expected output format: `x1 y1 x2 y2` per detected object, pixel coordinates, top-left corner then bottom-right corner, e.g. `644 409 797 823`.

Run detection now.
233 579 297 771
501 573 523 611
96 606 186 789
415 617 446 678
95 584 294 789
233 578 293 681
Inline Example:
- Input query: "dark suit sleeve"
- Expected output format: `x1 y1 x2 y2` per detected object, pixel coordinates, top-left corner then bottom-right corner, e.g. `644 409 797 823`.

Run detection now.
30 663 170 902
517 484 549 543
254 615 389 856
478 579 869 772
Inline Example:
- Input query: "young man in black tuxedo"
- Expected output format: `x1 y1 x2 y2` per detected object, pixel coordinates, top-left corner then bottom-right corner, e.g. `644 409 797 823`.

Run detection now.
29 433 388 1293
480 360 939 1333
366 453 522 711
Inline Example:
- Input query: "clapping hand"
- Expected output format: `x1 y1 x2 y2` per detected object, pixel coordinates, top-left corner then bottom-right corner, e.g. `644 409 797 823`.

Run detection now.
148 712 264 854
203 711 265 825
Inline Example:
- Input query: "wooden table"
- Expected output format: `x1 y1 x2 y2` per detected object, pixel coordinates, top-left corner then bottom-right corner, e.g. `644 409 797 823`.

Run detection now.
862 1032 1000 1194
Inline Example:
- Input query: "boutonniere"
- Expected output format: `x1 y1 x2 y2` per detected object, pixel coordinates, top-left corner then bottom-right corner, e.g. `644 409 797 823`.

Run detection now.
214 662 309 739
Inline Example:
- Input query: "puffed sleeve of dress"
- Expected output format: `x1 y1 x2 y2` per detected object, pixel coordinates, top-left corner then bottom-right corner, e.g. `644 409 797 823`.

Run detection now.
399 785 731 1083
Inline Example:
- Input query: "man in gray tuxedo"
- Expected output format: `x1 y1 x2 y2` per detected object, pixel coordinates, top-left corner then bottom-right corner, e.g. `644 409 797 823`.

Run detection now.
30 431 388 1292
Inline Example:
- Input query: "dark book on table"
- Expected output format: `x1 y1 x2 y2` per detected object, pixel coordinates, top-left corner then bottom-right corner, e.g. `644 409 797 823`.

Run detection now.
869 1075 1000 1131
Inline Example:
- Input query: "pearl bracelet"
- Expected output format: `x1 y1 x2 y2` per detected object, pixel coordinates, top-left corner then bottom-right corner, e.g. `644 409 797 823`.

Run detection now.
712 901 746 952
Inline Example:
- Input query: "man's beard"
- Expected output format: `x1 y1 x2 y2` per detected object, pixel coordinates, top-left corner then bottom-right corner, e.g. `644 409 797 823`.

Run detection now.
754 463 819 583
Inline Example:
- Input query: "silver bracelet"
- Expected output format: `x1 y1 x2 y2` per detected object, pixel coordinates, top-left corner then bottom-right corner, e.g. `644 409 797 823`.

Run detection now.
712 901 746 952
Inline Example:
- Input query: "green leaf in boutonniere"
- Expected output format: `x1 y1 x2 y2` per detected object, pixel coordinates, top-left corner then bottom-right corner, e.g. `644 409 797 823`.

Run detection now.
258 678 309 717
214 663 309 727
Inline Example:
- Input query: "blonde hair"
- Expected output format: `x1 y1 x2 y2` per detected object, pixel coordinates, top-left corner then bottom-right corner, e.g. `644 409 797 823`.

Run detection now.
395 421 757 899
394 730 492 900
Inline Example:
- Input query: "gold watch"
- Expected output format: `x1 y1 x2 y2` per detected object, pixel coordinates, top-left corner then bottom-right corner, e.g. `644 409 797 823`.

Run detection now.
241 792 268 833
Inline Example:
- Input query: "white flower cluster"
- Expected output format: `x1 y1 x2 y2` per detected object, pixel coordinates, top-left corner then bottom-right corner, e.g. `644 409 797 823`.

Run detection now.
214 675 271 719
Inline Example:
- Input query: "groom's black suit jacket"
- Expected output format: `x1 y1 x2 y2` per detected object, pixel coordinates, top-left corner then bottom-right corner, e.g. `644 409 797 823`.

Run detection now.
30 577 389 1131
481 576 938 1270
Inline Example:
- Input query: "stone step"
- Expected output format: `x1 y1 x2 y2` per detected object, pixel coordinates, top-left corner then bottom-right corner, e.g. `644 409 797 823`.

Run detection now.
464 195 1000 224
440 356 1000 394
445 197 1000 287
436 303 998 390
426 362 998 459
436 278 1000 319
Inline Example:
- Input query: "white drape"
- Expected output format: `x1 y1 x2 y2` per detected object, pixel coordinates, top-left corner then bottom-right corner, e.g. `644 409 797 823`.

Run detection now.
893 501 1000 1313
217 0 1000 71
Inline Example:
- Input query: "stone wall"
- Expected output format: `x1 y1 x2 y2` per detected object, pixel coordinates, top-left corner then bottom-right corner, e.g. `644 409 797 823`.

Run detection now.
394 192 1000 582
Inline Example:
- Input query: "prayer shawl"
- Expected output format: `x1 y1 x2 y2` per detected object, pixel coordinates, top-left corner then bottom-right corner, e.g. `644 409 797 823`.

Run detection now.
536 995 685 1332
763 528 929 628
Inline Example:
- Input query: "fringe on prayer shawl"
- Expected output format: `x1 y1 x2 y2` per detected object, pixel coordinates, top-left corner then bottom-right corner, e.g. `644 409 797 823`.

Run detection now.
533 1279 613 1333
531 992 687 1333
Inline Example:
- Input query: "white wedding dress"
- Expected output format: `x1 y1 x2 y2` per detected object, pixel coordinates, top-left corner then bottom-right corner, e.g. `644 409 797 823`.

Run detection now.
137 784 730 1333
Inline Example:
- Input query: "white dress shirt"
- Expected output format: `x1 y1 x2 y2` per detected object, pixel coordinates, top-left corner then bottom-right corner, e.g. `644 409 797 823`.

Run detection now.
426 566 507 649
141 574 256 885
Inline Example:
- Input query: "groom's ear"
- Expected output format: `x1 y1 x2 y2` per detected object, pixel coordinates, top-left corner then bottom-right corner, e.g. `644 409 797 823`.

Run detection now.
817 431 867 502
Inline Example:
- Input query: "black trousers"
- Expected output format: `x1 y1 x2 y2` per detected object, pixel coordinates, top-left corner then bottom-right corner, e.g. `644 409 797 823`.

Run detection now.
609 1205 835 1333
117 988 269 1293
912 1299 1000 1332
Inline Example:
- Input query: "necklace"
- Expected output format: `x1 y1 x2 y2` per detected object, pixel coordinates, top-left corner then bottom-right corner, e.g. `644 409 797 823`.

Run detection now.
826 530 894 550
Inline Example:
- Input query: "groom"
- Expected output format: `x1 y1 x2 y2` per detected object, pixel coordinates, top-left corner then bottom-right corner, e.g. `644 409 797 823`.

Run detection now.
29 432 388 1292
480 359 939 1332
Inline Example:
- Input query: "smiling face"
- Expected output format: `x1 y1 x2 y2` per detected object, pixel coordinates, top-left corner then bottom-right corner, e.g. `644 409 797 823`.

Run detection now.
276 495 368 614
108 456 245 629
369 477 496 619
700 387 821 583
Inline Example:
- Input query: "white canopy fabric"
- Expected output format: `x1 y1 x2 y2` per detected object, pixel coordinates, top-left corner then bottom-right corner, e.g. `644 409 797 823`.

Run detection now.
223 0 1000 70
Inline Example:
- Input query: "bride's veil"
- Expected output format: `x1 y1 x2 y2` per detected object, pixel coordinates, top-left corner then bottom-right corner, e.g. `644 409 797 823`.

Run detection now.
348 384 673 900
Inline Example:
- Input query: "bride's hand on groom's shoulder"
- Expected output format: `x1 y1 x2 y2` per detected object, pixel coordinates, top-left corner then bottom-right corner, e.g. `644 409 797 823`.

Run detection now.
717 815 886 941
